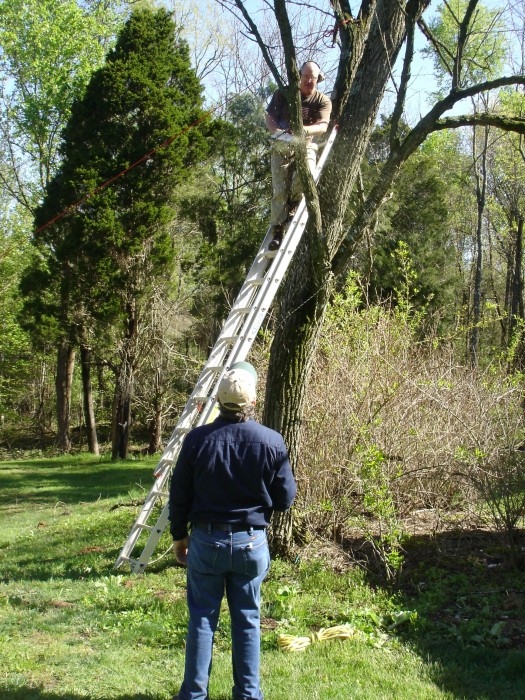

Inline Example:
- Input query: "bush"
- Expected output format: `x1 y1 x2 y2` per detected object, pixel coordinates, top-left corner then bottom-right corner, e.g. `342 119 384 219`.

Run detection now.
298 276 525 569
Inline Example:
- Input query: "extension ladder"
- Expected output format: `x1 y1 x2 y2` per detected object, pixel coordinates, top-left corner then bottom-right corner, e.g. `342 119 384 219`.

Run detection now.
115 127 337 573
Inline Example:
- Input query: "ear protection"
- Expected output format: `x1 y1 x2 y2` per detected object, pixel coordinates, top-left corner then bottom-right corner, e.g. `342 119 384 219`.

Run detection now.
300 61 324 83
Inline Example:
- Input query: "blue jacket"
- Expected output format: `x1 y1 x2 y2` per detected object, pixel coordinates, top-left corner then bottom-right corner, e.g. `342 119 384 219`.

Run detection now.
168 415 297 540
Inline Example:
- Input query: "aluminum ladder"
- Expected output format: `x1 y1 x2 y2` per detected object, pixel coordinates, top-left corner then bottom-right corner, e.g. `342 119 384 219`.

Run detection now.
114 127 337 573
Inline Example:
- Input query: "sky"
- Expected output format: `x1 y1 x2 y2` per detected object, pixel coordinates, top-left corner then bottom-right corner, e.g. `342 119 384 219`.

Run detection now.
172 0 517 127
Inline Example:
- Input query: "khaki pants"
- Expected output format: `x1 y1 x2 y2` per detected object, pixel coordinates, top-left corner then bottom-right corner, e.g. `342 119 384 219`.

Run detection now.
270 142 318 226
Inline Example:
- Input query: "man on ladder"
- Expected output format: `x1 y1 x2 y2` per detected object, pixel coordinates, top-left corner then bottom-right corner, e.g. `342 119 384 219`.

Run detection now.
265 60 332 250
169 361 296 700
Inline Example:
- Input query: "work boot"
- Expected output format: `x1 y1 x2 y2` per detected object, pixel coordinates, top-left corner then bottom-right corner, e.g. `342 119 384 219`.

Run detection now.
268 224 284 251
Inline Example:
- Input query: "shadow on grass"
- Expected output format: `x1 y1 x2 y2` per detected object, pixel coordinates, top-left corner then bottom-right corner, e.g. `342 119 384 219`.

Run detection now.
345 528 525 700
0 689 233 700
0 691 160 700
0 507 175 583
0 456 156 506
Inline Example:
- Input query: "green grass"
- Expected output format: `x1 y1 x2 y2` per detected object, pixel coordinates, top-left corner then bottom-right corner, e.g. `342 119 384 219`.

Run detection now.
0 455 524 699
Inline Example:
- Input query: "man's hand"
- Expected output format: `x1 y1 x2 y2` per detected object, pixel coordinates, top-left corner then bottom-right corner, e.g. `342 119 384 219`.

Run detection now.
173 537 188 566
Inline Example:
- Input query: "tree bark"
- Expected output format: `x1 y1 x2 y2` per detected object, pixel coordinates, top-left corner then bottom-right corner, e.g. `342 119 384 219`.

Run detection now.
80 342 99 455
111 301 137 460
470 127 489 368
510 215 524 337
56 340 75 452
148 369 163 455
265 0 412 555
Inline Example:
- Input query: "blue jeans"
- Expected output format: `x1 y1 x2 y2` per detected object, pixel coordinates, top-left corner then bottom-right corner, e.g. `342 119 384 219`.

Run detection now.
178 526 270 700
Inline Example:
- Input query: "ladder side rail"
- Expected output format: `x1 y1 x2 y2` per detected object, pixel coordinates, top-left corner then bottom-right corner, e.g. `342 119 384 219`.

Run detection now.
204 127 338 370
115 127 338 571
115 254 275 566
118 201 315 569
130 501 171 572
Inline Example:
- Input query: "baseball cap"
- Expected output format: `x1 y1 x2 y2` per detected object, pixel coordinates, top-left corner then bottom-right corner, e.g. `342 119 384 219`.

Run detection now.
217 362 257 410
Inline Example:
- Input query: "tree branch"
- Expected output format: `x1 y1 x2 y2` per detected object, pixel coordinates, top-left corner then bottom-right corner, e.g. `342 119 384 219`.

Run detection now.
453 0 479 89
229 0 286 90
433 113 525 135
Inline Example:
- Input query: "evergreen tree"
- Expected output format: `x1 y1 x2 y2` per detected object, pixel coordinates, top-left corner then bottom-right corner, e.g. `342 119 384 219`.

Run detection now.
23 7 210 456
178 91 271 339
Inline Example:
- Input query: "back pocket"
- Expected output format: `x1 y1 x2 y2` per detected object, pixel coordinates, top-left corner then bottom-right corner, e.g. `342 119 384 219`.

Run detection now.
188 537 221 574
241 538 270 578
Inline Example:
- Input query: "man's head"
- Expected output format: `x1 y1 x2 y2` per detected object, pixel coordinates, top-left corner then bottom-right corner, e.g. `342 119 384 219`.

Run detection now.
300 61 323 96
217 362 257 412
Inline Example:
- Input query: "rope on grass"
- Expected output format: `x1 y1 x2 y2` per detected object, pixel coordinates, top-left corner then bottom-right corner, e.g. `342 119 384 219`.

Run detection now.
277 624 356 652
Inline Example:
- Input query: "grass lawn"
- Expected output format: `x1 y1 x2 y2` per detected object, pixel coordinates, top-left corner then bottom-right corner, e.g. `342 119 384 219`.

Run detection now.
0 454 524 699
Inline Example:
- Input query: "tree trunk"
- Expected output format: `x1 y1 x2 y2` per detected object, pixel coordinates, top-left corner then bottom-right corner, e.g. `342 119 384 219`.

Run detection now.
112 372 132 460
148 406 163 455
148 369 163 454
56 340 75 452
264 0 412 556
510 215 524 338
80 342 99 455
470 127 489 368
111 301 137 460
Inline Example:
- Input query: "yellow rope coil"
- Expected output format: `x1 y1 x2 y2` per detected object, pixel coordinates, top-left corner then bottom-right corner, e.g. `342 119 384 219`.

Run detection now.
277 624 356 652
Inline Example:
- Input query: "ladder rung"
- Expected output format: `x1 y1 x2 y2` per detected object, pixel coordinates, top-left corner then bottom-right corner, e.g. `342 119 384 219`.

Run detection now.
115 127 339 574
216 336 238 343
151 489 169 497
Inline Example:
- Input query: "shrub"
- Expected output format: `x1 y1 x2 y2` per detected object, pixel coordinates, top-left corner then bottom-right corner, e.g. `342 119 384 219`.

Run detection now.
298 276 525 569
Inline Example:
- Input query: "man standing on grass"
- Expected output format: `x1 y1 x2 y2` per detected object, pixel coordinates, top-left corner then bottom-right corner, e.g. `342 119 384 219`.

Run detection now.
265 60 332 251
168 361 297 700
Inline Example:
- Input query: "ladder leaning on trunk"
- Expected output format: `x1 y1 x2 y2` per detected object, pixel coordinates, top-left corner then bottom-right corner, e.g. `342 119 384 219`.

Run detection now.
114 127 337 573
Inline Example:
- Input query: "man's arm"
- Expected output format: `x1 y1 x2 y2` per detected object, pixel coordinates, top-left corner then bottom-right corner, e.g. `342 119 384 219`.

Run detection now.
168 437 194 542
271 444 297 511
303 120 329 137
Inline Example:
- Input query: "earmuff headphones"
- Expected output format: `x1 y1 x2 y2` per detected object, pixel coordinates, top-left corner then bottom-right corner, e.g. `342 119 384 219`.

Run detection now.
300 60 324 83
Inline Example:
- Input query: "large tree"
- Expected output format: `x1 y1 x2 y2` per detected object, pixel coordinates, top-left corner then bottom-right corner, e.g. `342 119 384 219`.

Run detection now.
0 0 128 211
25 7 210 456
224 0 525 553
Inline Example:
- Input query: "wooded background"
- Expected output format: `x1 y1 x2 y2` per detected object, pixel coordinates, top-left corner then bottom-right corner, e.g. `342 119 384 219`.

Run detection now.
2 0 525 561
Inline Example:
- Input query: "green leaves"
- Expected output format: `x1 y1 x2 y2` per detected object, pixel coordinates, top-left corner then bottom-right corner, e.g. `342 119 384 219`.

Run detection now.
0 0 125 198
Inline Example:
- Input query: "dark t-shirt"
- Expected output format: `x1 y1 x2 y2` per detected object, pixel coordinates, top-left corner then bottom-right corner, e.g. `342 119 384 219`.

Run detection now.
266 89 332 131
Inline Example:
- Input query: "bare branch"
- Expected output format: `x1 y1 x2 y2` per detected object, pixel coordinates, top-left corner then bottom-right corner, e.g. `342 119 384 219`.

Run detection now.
390 8 416 148
226 0 286 90
417 17 455 75
454 0 480 89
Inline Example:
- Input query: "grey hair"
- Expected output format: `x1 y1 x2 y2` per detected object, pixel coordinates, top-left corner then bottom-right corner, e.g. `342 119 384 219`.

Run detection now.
218 403 256 422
